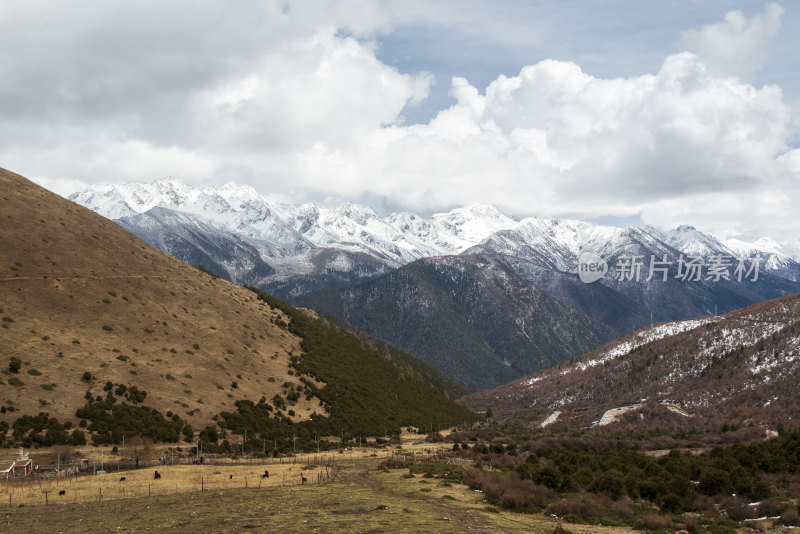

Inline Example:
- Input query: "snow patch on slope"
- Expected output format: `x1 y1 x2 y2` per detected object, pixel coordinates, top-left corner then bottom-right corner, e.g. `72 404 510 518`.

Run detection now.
570 318 713 373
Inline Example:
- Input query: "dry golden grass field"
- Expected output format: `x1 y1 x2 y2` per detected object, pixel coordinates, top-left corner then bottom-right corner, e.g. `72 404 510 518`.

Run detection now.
0 430 451 507
0 167 325 429
0 451 641 534
0 455 335 507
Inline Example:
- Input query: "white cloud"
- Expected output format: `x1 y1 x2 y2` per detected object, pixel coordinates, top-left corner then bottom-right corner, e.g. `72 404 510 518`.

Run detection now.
295 49 794 239
188 28 432 153
682 3 784 78
0 2 429 190
0 1 797 242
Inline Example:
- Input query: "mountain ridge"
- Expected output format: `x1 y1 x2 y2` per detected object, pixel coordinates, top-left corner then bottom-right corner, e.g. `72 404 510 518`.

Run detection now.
464 291 800 426
70 179 800 289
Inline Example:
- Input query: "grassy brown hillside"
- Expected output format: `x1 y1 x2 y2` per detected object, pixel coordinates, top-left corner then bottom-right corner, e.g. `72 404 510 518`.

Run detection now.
0 168 476 448
0 167 321 429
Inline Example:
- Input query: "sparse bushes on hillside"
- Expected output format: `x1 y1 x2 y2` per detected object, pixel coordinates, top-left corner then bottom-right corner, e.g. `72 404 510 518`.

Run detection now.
198 425 218 443
196 264 219 279
8 356 21 373
781 506 800 526
633 514 671 531
435 418 800 529
241 287 479 439
126 385 147 403
6 413 86 448
463 468 553 511
510 434 783 509
76 398 185 445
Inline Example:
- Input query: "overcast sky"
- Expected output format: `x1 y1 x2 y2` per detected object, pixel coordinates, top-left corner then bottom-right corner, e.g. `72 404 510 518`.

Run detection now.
2 1 799 240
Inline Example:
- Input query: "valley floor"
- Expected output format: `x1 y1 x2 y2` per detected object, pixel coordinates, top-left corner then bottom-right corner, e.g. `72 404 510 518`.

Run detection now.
0 458 636 534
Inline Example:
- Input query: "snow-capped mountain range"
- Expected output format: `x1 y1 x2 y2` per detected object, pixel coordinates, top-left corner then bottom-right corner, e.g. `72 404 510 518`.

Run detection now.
70 179 800 287
70 180 519 274
70 178 800 391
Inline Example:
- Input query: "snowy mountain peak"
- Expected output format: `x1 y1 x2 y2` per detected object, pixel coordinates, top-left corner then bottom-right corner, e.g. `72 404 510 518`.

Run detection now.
429 204 518 250
214 182 264 204
722 236 800 277
657 225 735 259
332 202 380 225
70 179 800 284
437 204 514 223
70 180 526 268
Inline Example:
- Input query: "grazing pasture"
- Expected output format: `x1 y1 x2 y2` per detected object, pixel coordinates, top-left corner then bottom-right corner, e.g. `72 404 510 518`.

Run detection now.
0 454 341 507
0 458 635 534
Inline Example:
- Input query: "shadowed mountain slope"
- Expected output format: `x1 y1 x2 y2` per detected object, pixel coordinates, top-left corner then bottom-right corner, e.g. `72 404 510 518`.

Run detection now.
465 292 800 426
296 255 615 392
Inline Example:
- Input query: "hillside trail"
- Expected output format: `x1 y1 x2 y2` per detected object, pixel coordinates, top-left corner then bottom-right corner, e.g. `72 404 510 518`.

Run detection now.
0 275 194 282
343 463 497 534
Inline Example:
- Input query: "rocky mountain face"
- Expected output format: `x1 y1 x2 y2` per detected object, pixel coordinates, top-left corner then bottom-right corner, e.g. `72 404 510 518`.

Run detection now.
70 180 800 391
465 291 800 425
296 255 614 392
70 180 519 295
116 207 276 285
469 219 800 323
297 217 798 390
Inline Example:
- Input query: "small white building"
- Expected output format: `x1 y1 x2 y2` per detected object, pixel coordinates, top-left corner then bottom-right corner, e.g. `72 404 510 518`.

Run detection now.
1 448 33 479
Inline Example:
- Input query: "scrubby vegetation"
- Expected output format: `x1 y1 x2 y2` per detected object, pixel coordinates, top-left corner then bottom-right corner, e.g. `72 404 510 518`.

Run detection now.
5 413 85 447
411 422 800 530
75 398 187 445
217 287 479 445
